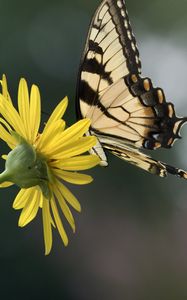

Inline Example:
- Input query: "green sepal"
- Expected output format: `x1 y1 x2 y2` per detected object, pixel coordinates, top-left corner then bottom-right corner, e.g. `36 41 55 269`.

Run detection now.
0 132 52 199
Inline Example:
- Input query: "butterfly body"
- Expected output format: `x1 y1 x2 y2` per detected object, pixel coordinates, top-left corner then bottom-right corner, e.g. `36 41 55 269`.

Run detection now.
76 0 187 179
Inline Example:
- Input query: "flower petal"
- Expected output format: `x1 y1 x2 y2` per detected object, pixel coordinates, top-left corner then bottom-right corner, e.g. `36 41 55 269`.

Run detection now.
1 74 12 103
0 124 16 149
47 119 91 151
51 155 100 171
42 198 53 255
0 182 13 188
29 85 41 142
54 169 93 185
56 180 81 212
1 155 7 160
53 183 75 232
13 188 30 209
18 189 40 227
44 97 68 130
0 117 12 132
18 79 30 140
48 136 97 159
0 94 26 137
50 195 68 246
37 119 65 150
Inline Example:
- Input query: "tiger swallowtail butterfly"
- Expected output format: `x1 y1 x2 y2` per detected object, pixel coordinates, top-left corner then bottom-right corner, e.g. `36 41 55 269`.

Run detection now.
76 0 187 179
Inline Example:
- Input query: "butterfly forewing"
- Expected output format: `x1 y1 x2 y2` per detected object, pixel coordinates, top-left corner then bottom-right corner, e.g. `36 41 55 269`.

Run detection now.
77 0 141 116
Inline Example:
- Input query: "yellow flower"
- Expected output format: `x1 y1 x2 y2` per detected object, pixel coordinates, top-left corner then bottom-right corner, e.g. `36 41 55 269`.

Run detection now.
0 75 100 255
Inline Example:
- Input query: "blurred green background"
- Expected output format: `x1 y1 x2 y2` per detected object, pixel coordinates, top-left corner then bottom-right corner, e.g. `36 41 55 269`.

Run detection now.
0 0 187 299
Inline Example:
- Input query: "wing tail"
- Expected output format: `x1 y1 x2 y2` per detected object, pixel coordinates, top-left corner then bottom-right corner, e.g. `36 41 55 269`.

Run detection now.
110 147 187 179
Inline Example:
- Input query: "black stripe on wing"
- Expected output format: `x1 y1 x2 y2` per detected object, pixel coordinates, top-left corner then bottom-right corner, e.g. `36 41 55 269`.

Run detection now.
82 41 113 85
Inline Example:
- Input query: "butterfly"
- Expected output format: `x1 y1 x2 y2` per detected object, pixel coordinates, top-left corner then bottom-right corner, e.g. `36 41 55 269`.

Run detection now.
76 0 187 179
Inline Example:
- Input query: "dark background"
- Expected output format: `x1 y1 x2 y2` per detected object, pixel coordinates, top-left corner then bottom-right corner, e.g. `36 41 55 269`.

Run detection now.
0 0 187 299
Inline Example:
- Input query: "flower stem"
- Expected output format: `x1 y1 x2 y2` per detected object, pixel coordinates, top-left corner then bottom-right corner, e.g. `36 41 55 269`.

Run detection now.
0 170 12 184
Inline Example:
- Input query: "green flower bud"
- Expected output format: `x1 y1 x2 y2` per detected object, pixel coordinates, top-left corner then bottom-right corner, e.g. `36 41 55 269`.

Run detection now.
0 133 52 199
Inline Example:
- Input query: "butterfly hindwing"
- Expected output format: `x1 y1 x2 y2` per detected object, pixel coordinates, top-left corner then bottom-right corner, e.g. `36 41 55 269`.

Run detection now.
85 74 186 151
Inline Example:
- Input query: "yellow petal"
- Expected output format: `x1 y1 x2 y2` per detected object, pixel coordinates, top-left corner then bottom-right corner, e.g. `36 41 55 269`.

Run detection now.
47 119 91 151
30 85 41 142
0 117 12 132
44 97 68 130
13 188 30 209
43 120 66 148
56 180 81 212
0 95 26 137
1 155 7 160
42 198 53 255
50 195 68 246
54 169 93 185
0 182 13 188
0 124 16 149
51 155 100 171
37 119 65 150
18 189 40 227
53 184 75 232
48 136 97 159
1 74 12 103
18 79 30 140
